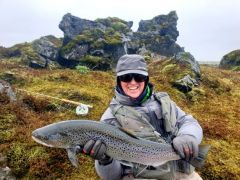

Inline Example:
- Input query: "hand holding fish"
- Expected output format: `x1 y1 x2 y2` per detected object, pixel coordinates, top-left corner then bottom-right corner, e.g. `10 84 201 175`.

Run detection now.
82 139 113 165
173 135 198 161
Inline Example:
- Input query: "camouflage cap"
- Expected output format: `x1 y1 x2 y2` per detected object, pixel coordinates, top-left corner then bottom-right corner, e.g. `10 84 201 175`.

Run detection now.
116 54 148 76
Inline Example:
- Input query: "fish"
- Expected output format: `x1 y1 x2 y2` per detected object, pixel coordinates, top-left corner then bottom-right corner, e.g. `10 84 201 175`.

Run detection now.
32 120 210 168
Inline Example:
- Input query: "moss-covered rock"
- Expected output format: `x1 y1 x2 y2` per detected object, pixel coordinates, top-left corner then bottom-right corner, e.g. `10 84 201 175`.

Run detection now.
59 27 124 69
96 17 132 34
0 46 20 59
0 36 62 69
219 49 240 70
135 11 183 56
174 52 201 78
32 35 61 60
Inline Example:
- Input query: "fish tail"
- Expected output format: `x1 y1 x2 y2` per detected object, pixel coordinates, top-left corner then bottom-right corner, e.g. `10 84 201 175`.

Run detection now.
189 144 210 168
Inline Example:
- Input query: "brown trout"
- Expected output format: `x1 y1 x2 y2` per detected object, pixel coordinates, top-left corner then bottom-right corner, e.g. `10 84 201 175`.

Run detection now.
32 120 209 167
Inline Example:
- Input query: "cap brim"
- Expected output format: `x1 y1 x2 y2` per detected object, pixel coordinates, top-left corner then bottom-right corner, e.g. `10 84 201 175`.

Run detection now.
117 69 148 76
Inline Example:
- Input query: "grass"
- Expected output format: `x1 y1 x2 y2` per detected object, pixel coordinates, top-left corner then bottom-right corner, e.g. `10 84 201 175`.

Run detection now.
0 60 239 179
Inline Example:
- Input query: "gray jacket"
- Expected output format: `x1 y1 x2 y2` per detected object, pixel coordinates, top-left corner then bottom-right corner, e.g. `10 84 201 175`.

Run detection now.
95 89 203 180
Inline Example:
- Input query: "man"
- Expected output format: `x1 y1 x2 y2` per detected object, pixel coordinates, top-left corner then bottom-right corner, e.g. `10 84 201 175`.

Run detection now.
82 54 203 180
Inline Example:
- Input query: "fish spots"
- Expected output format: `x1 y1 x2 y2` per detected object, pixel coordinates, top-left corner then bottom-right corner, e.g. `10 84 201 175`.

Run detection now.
33 120 179 166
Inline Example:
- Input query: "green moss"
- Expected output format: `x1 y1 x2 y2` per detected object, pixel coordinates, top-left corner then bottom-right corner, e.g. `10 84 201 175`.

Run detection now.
21 44 40 63
96 17 130 34
111 22 128 32
202 75 231 94
0 129 15 143
232 66 240 71
61 26 123 57
0 71 16 82
76 65 90 74
28 146 49 160
8 143 30 177
61 29 106 55
186 88 206 103
160 61 195 83
0 105 16 143
44 35 62 47
104 30 122 45
91 39 105 49
162 63 177 73
199 139 240 179
180 52 192 60
80 55 104 67
144 55 151 62
60 35 89 55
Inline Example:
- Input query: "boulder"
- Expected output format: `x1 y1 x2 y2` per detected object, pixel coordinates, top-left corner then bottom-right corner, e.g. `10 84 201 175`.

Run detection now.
174 52 201 78
24 35 62 69
171 52 201 92
0 80 16 102
173 75 199 93
219 49 240 70
32 35 61 61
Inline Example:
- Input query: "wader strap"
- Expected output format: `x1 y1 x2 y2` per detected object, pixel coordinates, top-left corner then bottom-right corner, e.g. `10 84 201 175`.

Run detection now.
154 92 177 134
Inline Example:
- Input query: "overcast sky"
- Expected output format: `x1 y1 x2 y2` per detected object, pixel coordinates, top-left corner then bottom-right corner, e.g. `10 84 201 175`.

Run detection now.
0 0 239 61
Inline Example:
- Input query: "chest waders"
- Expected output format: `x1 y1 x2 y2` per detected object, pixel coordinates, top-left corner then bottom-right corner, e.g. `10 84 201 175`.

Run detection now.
111 92 194 179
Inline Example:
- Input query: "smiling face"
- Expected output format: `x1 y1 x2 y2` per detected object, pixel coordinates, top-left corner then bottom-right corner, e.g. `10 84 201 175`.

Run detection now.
120 79 145 99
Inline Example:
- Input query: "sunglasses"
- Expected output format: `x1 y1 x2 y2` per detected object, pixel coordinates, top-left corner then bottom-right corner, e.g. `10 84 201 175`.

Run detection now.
119 73 148 83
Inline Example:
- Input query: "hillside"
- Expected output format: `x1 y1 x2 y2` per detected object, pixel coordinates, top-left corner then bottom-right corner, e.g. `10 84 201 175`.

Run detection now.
0 59 239 179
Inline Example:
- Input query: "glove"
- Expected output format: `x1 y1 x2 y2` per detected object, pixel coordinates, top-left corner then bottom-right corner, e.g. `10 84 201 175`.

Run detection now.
172 135 198 161
82 139 113 165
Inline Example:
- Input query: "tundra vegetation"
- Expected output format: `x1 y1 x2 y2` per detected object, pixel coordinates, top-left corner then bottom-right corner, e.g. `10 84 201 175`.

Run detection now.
0 57 239 179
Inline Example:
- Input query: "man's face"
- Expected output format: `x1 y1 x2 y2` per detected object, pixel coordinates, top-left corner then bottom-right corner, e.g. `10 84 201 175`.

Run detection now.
120 79 145 99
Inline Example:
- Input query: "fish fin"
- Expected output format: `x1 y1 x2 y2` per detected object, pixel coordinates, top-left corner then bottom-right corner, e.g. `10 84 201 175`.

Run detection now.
119 160 134 167
67 146 81 167
151 160 169 167
118 127 139 139
189 144 211 168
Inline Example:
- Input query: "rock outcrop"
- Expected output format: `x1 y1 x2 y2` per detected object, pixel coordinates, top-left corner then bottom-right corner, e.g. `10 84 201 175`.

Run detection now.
134 11 183 56
58 14 133 69
1 12 184 70
57 12 183 69
5 36 63 69
219 49 240 70
59 13 106 45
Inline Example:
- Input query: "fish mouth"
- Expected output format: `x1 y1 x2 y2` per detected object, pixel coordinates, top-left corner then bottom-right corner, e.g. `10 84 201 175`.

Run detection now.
32 135 54 147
